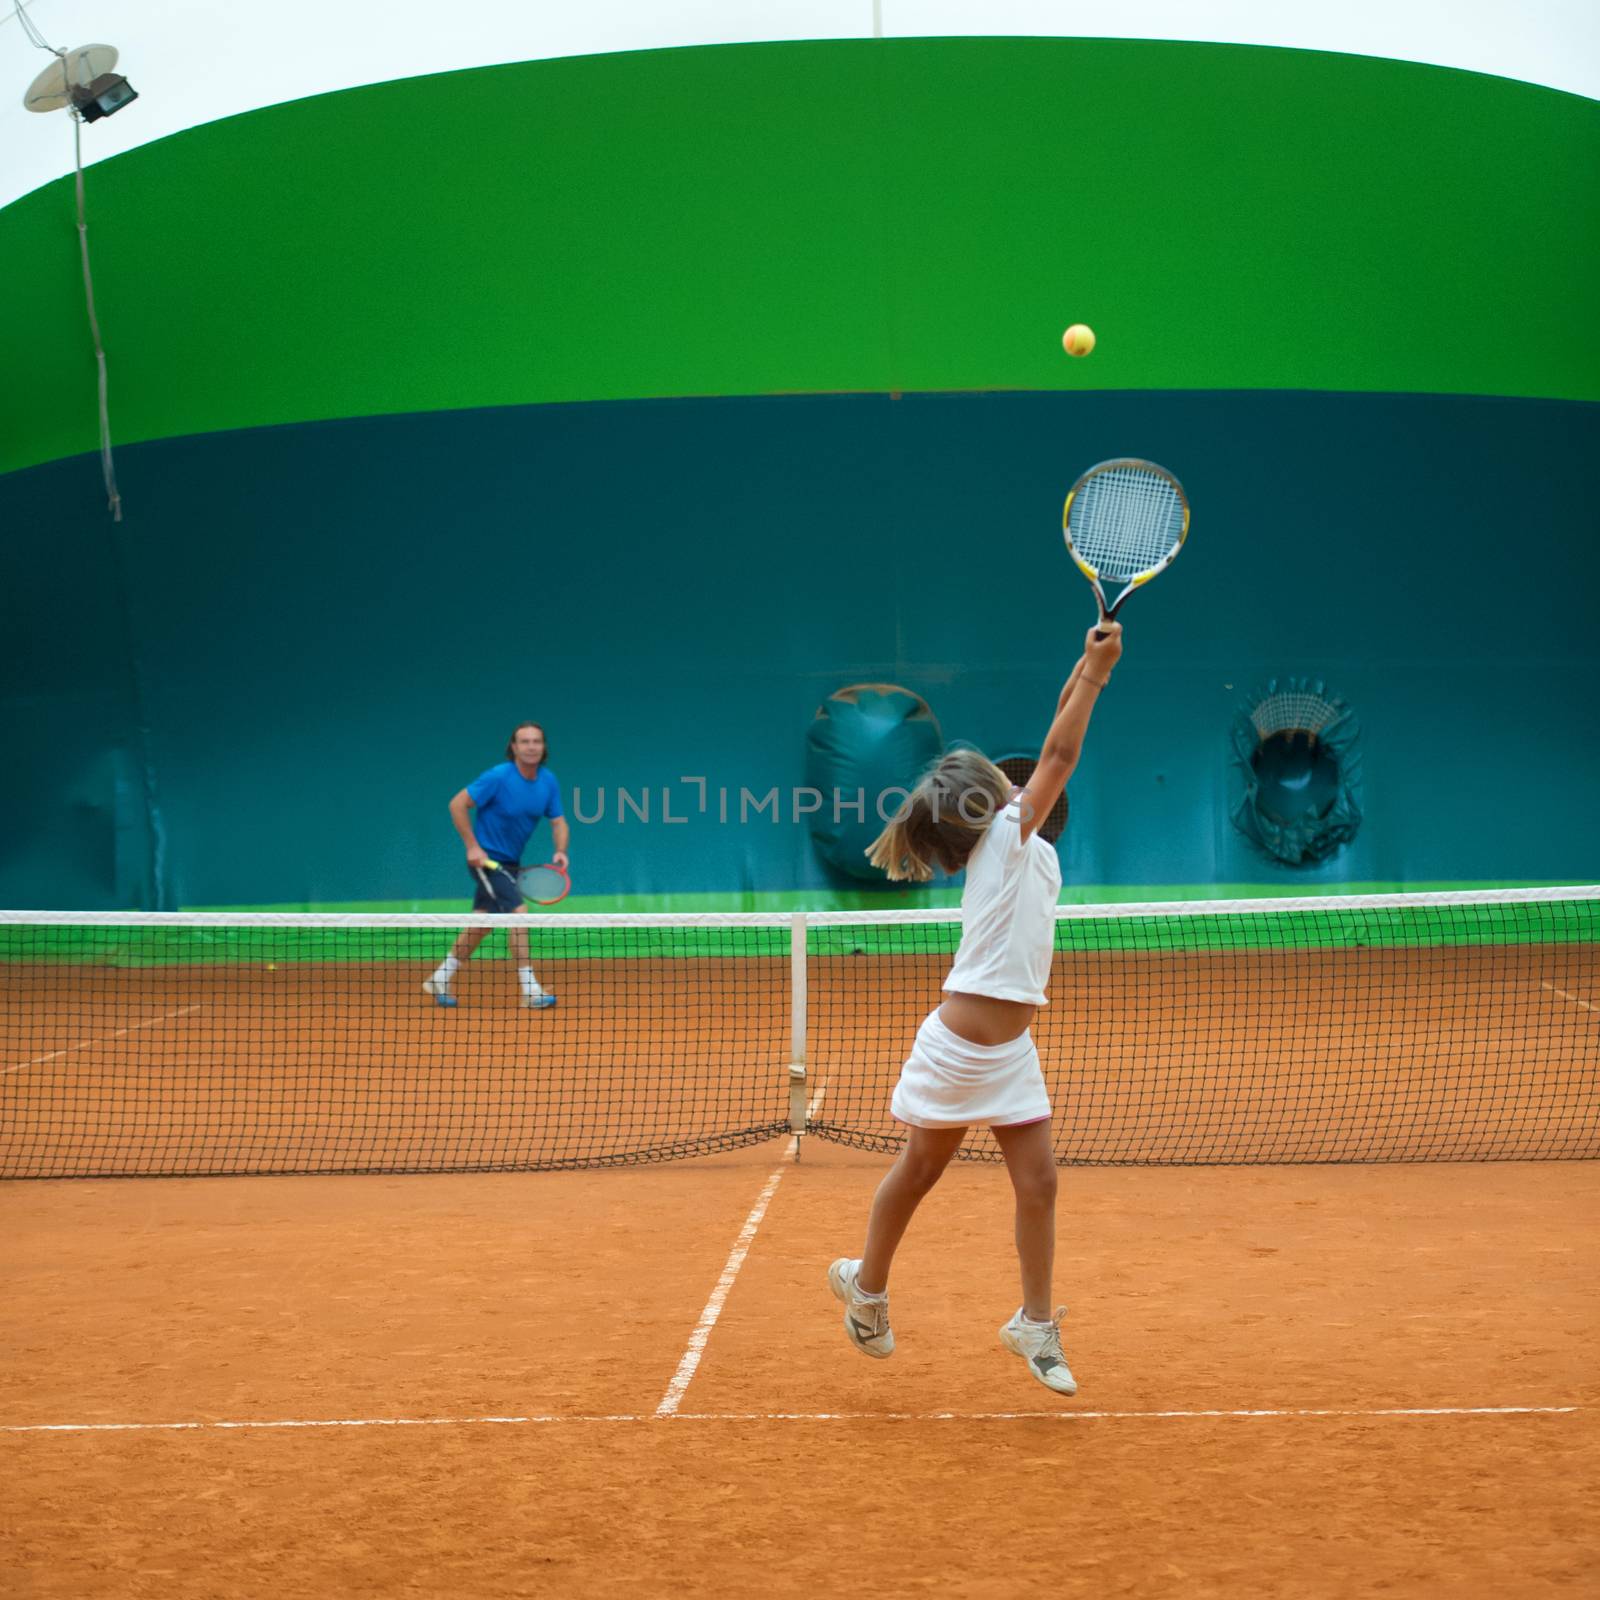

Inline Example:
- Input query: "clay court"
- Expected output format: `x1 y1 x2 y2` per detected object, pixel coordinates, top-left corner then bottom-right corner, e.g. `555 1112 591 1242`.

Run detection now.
4 907 1598 1595
6 1150 1598 1597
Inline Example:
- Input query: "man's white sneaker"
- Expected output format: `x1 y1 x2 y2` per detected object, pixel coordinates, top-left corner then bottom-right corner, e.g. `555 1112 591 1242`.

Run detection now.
999 1306 1077 1394
827 1258 894 1359
422 977 457 1008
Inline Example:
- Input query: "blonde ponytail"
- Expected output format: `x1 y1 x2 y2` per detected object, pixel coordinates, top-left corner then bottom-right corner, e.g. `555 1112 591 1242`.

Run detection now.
865 749 1014 882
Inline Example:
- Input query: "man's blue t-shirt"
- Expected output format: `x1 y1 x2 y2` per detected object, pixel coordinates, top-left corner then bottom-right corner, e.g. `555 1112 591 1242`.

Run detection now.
467 763 564 864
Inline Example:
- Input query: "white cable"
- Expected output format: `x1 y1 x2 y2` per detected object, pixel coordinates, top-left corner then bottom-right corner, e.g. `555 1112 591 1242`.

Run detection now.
11 0 61 53
72 110 123 521
13 6 125 517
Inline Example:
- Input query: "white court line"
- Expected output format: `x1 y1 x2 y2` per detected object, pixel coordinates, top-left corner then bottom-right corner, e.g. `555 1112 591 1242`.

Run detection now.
1541 981 1598 1014
2 1005 203 1076
653 1084 827 1418
2 1405 1579 1436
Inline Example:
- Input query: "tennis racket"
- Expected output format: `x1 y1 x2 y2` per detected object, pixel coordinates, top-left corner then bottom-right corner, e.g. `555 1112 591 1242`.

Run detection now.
1063 458 1190 637
476 860 571 906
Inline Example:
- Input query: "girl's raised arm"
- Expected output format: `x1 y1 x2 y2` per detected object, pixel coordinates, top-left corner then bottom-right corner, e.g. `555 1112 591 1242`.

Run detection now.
1018 622 1124 842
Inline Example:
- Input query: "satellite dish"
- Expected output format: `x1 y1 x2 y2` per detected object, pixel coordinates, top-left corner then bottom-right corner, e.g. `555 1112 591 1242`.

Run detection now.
23 44 119 113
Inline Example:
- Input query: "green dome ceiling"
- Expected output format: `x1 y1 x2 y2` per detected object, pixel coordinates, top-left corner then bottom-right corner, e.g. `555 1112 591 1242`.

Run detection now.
2 38 1595 475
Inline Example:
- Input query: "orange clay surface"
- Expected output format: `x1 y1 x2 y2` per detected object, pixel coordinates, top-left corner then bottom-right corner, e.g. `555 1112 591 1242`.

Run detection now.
4 1147 1598 1597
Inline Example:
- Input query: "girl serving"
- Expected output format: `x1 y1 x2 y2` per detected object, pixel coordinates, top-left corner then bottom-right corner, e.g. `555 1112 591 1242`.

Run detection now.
828 622 1123 1395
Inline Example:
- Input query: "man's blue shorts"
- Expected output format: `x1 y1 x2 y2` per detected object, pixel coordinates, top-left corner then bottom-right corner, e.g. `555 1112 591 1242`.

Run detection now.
471 861 524 913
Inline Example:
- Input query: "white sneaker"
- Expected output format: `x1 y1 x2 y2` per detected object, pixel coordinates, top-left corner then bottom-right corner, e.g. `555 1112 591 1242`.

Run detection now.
521 990 557 1010
827 1258 894 1359
999 1306 1077 1394
422 977 457 1008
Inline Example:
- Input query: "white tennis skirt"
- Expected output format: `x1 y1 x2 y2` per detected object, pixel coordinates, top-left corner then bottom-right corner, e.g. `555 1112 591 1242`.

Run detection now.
890 1009 1052 1130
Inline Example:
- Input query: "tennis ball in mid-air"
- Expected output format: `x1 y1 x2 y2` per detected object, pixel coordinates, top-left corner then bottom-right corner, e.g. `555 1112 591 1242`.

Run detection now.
1062 324 1096 357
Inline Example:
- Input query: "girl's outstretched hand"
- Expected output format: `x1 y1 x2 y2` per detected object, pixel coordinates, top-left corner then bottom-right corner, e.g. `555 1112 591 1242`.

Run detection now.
1085 620 1123 677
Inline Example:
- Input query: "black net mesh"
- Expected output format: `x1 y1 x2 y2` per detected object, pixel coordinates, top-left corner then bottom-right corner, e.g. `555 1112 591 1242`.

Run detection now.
2 892 1595 1178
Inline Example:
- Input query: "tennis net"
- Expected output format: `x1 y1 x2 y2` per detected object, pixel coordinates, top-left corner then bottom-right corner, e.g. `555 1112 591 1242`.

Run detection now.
2 889 1595 1178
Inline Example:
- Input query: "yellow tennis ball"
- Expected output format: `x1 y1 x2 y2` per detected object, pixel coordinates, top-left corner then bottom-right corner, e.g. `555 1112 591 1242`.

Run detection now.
1063 323 1096 357
266 963 277 972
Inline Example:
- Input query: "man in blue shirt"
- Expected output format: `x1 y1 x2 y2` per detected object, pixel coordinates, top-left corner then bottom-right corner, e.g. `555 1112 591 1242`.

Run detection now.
424 721 570 1008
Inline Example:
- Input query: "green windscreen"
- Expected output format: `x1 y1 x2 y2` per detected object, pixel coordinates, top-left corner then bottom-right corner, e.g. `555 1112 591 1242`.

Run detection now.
10 896 1593 964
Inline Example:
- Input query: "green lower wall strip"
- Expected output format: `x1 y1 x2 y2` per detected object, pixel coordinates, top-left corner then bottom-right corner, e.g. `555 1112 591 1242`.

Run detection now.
187 881 1592 916
9 897 1591 965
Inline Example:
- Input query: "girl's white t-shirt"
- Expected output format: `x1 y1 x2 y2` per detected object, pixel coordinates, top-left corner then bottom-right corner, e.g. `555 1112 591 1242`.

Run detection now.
942 801 1061 1006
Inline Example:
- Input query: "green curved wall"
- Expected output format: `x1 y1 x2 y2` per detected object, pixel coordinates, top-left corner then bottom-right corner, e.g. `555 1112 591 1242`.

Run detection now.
2 39 1596 474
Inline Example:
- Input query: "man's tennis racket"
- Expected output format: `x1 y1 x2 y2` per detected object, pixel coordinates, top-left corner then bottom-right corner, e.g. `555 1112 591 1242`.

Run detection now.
476 860 571 906
1063 458 1190 636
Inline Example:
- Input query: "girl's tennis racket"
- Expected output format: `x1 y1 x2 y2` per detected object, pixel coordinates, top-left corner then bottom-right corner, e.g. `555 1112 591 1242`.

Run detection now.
1063 458 1190 637
477 860 571 906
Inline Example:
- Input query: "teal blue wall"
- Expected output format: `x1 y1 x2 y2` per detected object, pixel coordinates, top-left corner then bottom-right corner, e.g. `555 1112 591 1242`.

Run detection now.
2 390 1596 907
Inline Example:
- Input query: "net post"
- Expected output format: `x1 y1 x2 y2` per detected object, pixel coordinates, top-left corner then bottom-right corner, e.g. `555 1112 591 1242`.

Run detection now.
788 912 808 1153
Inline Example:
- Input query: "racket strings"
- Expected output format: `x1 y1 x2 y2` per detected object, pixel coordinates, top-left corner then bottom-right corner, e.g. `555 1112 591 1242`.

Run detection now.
519 865 569 903
1069 466 1185 579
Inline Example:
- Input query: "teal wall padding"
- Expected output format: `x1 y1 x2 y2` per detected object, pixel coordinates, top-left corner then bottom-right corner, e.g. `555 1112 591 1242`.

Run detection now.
3 38 1598 474
805 685 944 881
1232 679 1364 866
1 390 1595 908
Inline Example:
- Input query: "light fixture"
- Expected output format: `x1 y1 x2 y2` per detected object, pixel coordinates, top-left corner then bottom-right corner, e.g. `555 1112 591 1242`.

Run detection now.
23 43 138 120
